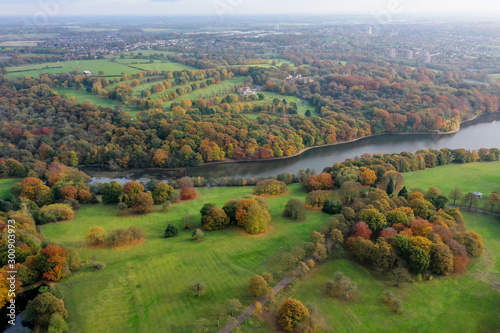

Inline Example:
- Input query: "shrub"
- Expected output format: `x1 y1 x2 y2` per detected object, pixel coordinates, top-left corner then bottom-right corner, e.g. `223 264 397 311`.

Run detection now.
39 204 75 224
90 261 105 271
253 179 287 195
160 201 171 213
282 198 306 221
106 226 145 247
164 224 179 238
192 228 205 241
86 226 107 246
180 187 196 200
325 272 357 300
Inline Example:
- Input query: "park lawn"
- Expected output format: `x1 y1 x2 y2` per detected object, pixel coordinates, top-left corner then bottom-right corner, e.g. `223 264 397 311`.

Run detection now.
0 178 20 199
404 161 500 210
40 183 330 333
164 77 246 109
279 210 500 333
114 58 197 72
244 91 315 116
54 88 137 114
6 59 141 78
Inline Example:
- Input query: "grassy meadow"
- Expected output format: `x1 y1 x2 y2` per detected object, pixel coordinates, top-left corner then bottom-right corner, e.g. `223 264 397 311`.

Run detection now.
0 178 20 199
40 184 330 333
405 161 500 209
279 210 500 333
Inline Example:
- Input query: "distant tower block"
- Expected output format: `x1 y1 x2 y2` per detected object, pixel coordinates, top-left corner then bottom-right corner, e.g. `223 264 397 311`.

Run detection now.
407 50 414 60
424 52 432 64
368 26 373 35
276 24 280 30
389 48 396 58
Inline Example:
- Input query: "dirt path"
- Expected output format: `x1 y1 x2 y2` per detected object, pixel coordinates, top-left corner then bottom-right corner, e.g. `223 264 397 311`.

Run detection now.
217 259 310 333
448 205 500 217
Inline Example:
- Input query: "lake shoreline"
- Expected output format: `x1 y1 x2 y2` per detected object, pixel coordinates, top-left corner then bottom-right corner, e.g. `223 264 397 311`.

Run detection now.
83 111 499 180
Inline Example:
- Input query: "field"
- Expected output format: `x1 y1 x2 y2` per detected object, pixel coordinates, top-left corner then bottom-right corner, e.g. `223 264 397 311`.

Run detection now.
54 88 138 117
33 161 500 332
0 178 20 199
40 184 329 333
404 161 500 209
280 211 500 332
5 57 196 79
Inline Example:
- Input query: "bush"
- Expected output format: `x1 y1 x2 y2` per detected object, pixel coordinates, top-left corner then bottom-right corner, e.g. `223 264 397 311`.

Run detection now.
160 201 171 213
90 261 105 271
106 226 145 247
164 224 179 238
325 272 357 300
182 213 195 229
253 179 287 195
192 228 205 241
180 187 196 200
282 199 306 221
86 226 107 246
39 204 75 224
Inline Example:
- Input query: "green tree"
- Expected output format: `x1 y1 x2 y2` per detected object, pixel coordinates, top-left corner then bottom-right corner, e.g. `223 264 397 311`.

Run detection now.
102 181 123 204
448 187 464 205
322 198 343 215
409 246 430 273
282 198 306 221
485 192 500 212
360 209 387 230
463 192 479 211
164 224 179 238
226 298 242 316
398 186 408 198
325 272 357 300
386 178 395 195
245 204 271 234
189 281 207 297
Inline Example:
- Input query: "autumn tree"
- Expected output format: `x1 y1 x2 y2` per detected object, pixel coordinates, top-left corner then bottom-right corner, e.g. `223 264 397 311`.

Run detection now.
60 186 78 201
40 244 67 282
430 243 454 275
455 231 484 257
180 187 196 200
282 198 306 221
253 179 287 195
409 246 430 273
278 298 309 332
19 177 54 207
305 173 334 192
485 192 500 212
381 171 405 193
248 275 268 297
152 182 174 204
226 298 242 316
360 167 377 185
86 226 107 245
123 181 145 203
131 192 154 214
202 207 230 231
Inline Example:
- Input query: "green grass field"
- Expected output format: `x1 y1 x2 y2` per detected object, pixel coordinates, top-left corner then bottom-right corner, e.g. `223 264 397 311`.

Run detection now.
404 162 500 209
54 88 138 116
0 178 20 199
280 210 500 332
40 184 329 333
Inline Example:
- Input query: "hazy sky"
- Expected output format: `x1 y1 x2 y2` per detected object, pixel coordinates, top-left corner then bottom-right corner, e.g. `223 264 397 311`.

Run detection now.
2 0 500 17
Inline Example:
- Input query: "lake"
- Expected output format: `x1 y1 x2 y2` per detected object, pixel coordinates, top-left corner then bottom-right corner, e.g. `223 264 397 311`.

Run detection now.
87 112 500 182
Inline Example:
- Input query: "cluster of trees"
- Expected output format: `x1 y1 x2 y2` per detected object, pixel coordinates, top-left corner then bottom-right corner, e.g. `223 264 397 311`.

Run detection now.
86 225 145 247
24 286 69 333
199 195 271 235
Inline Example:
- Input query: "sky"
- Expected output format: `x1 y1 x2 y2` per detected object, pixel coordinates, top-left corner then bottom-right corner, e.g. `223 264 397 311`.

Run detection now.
1 0 500 17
